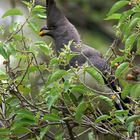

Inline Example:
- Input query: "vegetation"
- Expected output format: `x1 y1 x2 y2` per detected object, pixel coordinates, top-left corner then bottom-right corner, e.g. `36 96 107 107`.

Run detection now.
0 0 140 139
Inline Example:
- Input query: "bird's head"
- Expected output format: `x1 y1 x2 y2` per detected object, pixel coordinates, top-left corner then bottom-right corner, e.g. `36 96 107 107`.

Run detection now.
39 25 55 38
39 26 49 37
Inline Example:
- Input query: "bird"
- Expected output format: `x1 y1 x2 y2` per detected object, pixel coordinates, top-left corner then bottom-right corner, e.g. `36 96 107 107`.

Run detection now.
39 0 132 139
39 0 120 96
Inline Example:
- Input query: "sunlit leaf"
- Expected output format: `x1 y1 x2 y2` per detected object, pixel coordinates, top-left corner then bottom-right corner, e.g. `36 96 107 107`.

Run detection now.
115 62 129 78
50 70 67 82
115 110 129 116
2 9 23 18
126 114 140 124
108 1 129 16
95 115 110 123
98 95 114 107
105 13 121 20
85 66 104 85
125 33 137 53
0 44 9 59
45 114 62 122
28 21 39 33
111 56 125 67
36 41 52 56
18 85 31 95
71 84 88 94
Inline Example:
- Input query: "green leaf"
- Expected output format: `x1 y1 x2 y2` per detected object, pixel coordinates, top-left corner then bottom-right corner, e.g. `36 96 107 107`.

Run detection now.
121 84 133 99
16 109 35 121
0 128 10 135
45 114 62 122
36 13 47 19
130 84 140 99
95 115 110 123
105 13 121 20
71 85 88 94
12 119 35 130
115 110 129 123
125 33 137 53
108 1 129 16
129 17 140 30
116 10 133 34
75 102 88 123
0 70 8 80
126 122 134 135
18 85 31 95
28 64 46 73
50 70 67 82
28 21 39 33
33 5 46 13
55 131 64 140
98 95 114 107
36 42 52 56
115 62 129 78
0 44 9 59
115 110 129 116
9 22 20 33
137 38 140 50
11 127 30 134
49 58 60 66
2 9 23 18
126 114 140 124
88 132 95 140
111 56 125 67
39 126 50 139
0 69 5 75
45 94 59 110
85 66 104 85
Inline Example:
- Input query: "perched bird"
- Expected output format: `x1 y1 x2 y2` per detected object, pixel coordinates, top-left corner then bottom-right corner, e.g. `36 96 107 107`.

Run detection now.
39 0 131 139
39 0 120 95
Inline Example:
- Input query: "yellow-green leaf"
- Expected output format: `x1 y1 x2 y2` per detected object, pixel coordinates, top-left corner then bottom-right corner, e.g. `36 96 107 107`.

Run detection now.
2 9 23 18
115 62 129 78
85 67 104 85
50 70 67 82
95 115 110 123
108 1 129 16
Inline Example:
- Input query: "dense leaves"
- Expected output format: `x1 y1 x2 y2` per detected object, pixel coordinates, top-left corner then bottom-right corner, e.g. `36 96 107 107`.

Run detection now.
0 0 140 139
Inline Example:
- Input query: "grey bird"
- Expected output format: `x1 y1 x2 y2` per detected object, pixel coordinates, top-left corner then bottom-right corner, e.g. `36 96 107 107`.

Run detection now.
39 0 130 139
39 0 119 94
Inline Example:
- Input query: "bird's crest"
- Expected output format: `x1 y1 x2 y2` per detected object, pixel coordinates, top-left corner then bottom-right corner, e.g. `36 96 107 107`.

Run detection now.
46 0 55 7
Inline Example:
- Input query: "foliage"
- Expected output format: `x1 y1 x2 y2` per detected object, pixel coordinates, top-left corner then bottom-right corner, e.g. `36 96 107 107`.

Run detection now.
0 0 140 139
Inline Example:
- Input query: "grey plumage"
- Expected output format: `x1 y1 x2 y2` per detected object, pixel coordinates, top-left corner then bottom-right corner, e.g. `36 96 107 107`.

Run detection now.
40 1 123 139
41 0 124 97
43 0 110 76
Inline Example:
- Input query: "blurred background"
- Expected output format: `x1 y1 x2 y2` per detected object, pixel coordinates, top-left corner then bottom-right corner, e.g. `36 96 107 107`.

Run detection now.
0 0 117 65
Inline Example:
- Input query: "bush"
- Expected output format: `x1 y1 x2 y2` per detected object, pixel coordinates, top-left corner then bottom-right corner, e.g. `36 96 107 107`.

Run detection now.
0 0 140 139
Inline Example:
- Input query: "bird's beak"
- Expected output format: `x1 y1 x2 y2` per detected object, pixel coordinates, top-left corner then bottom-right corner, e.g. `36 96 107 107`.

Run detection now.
39 26 49 37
